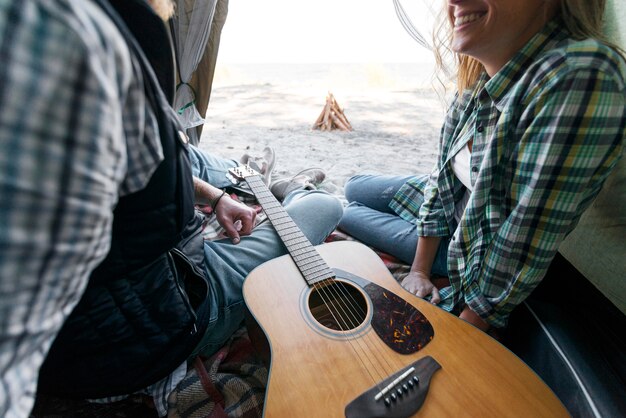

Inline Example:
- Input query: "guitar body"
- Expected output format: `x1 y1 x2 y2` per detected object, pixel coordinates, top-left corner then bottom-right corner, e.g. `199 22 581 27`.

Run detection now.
244 241 568 418
226 168 568 417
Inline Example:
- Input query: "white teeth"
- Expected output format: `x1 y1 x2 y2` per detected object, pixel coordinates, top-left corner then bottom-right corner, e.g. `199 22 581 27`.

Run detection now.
455 13 483 26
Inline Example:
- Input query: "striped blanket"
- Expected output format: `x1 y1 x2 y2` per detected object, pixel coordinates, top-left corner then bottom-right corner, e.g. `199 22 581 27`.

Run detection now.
167 328 267 418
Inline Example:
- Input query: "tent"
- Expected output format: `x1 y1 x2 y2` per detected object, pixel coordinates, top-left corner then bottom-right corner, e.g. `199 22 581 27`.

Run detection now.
168 0 430 145
170 0 229 145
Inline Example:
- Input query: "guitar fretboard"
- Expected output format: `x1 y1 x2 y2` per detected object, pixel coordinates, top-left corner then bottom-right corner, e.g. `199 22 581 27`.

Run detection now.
244 175 335 286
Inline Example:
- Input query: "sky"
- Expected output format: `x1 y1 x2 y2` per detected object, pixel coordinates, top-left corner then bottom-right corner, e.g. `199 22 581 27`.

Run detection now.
217 0 438 64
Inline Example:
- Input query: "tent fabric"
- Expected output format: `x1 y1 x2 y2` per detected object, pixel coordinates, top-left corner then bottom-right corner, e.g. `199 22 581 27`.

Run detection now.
172 0 222 143
604 0 625 47
188 0 229 143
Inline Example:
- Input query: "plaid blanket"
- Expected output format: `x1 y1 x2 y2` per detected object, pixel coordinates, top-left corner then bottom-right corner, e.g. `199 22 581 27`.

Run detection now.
167 328 267 418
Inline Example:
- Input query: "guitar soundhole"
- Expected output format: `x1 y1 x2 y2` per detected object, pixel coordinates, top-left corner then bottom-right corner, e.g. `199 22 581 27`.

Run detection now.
308 280 368 331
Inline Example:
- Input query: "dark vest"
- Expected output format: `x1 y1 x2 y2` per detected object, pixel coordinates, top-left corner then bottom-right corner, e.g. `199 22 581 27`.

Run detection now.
37 0 210 398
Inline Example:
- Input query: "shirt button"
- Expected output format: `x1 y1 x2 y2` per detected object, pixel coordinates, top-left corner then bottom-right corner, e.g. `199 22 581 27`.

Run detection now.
471 166 478 173
477 125 484 133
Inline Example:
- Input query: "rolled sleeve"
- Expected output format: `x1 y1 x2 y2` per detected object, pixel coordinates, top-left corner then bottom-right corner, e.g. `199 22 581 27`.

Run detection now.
415 166 450 236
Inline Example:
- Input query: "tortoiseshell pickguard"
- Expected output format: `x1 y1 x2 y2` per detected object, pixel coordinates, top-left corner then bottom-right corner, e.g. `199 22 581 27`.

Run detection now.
364 282 434 354
334 268 434 354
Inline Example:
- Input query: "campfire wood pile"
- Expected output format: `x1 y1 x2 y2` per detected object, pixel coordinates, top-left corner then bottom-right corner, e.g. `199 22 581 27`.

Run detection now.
312 93 353 131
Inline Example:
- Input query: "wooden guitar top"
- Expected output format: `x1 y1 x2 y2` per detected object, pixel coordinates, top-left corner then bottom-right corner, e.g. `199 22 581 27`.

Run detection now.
243 241 569 418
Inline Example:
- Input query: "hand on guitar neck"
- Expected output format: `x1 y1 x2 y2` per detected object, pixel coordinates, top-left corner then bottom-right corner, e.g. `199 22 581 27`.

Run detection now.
212 194 256 244
193 176 257 244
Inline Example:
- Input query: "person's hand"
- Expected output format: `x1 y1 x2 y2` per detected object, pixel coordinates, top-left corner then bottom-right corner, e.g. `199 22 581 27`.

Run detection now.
214 195 256 244
401 271 440 304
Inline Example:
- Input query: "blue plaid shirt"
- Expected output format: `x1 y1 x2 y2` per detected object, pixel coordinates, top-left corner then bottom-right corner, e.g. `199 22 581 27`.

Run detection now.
0 1 164 417
390 19 625 328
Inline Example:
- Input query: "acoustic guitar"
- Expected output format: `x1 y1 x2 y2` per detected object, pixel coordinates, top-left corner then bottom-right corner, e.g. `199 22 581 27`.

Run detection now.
229 166 568 418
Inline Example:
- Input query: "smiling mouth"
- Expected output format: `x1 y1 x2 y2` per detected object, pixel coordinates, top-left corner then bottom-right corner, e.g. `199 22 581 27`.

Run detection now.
454 13 485 27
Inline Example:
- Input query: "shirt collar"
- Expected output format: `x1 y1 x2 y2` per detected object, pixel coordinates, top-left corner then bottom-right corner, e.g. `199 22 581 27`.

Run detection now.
459 74 488 116
482 17 570 110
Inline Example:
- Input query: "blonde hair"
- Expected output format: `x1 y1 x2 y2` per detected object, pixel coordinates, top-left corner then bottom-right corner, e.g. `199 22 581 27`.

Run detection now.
433 0 616 92
147 0 175 21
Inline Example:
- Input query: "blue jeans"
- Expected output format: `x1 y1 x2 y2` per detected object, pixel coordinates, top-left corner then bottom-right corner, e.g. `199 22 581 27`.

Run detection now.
338 174 448 275
188 145 344 356
188 144 239 189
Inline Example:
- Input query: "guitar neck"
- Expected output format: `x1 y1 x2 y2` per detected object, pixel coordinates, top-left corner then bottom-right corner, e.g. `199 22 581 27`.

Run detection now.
243 174 335 285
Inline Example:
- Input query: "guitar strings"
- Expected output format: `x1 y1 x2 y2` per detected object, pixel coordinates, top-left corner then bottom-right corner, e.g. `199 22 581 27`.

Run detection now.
277 212 396 389
248 176 385 386
317 276 407 381
311 280 389 387
270 224 389 386
321 277 403 380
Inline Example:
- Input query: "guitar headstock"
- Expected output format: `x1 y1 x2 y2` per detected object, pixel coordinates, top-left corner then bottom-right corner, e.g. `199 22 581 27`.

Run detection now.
227 164 261 185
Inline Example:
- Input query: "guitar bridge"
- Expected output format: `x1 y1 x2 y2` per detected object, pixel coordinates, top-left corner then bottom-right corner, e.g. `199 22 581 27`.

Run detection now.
345 356 441 418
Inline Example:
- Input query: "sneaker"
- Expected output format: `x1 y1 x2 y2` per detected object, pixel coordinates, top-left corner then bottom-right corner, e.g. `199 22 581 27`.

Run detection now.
269 168 326 201
240 147 276 185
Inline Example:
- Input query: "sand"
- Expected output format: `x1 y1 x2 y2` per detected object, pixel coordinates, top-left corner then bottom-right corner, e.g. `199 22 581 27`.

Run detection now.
198 63 447 201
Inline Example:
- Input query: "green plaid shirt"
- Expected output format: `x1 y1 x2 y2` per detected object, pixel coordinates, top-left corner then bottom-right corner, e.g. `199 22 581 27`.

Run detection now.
390 19 625 328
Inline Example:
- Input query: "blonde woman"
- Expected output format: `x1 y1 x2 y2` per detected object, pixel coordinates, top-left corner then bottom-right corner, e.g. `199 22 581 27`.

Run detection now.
338 0 625 333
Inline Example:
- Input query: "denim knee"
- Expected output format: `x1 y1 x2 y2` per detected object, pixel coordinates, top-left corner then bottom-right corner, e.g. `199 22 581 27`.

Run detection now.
317 192 344 226
344 174 374 203
284 190 343 245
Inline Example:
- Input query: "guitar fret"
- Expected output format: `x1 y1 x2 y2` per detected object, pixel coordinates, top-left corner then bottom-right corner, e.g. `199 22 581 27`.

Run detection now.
301 260 330 272
277 226 301 235
272 220 294 228
304 262 328 272
302 268 331 281
277 225 300 234
303 272 326 283
293 251 317 260
286 244 310 254
307 272 333 284
292 253 314 262
263 204 283 212
294 252 321 261
298 260 326 272
292 253 319 263
282 235 309 245
301 267 332 280
305 263 332 274
290 246 313 255
233 169 336 285
265 211 297 225
271 218 294 226
304 275 327 284
280 232 308 243
270 217 290 222
288 246 315 257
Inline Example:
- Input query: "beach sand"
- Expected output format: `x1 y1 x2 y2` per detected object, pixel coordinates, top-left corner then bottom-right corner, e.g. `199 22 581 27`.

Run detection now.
198 63 447 200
